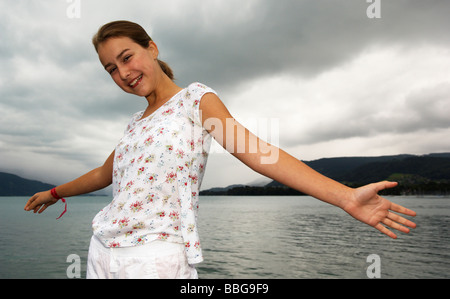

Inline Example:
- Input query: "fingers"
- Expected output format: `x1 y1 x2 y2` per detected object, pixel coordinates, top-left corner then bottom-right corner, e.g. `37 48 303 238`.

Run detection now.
374 181 398 192
390 202 417 217
32 203 49 214
372 184 417 239
33 202 43 213
24 194 38 211
382 215 410 234
24 191 56 214
373 181 417 218
387 210 416 229
375 210 416 239
375 223 397 239
35 203 51 214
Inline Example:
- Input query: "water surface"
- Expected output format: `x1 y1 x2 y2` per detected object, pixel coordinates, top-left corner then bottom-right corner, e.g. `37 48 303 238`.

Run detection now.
1 195 448 279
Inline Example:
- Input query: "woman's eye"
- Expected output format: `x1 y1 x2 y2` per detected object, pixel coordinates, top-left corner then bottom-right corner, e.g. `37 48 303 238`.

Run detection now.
124 55 132 62
108 67 117 74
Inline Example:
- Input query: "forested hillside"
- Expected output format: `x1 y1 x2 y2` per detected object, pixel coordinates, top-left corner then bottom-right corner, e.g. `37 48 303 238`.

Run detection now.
200 153 450 196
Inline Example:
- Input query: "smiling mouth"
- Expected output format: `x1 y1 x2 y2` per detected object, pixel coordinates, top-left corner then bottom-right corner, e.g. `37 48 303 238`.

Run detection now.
129 75 143 88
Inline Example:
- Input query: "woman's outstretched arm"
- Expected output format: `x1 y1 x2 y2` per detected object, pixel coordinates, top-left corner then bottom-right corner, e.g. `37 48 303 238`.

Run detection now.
24 150 115 214
199 93 416 239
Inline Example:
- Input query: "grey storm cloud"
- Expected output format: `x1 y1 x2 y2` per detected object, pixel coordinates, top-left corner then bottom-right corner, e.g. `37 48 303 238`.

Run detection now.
157 0 450 89
1 0 449 188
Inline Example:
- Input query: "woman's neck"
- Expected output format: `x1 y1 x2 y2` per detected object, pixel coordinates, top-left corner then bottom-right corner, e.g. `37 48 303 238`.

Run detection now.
142 76 182 118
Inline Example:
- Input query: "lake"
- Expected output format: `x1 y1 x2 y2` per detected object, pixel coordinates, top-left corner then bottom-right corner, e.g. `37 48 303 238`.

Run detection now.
0 195 449 279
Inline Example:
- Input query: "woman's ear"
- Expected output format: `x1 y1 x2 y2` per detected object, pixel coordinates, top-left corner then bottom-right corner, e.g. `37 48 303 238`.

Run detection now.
147 41 159 60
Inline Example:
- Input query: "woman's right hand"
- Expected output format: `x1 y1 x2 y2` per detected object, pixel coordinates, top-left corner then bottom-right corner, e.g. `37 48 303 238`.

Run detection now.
24 190 58 214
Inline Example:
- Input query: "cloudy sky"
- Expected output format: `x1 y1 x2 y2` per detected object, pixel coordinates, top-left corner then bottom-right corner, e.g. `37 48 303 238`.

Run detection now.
1 0 449 191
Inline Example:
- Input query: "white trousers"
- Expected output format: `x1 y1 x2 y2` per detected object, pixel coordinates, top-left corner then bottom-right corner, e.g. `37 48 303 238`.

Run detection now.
86 235 198 279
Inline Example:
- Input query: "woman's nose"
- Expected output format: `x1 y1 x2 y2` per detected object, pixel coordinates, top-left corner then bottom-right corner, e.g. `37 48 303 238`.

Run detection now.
118 66 130 81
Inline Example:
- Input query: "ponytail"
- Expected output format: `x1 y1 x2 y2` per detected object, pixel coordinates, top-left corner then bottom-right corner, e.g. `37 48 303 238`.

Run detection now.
157 59 174 81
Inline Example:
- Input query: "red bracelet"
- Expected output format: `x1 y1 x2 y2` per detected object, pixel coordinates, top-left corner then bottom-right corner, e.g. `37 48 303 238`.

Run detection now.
50 187 67 219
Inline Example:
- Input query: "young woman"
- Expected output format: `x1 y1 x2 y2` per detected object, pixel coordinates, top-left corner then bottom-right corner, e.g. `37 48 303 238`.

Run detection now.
24 20 416 279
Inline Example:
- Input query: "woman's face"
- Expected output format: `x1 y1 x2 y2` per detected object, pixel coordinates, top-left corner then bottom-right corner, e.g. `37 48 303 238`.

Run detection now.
97 36 160 97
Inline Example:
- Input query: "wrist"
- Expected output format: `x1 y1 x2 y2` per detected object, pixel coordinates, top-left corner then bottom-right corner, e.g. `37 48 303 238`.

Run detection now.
336 185 355 211
50 187 68 220
50 187 63 200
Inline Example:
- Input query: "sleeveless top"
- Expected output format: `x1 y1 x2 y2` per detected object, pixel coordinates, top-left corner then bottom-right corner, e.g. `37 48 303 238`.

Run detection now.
92 82 217 265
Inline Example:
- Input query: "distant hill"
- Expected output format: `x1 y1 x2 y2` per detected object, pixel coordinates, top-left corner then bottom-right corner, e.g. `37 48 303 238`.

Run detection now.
0 172 55 196
200 153 450 196
303 153 450 184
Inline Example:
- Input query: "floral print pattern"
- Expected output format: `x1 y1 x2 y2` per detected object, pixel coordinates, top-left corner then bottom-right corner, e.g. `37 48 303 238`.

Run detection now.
92 82 216 265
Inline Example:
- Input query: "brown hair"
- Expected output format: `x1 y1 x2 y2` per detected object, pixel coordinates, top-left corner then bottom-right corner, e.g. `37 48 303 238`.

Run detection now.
92 20 174 80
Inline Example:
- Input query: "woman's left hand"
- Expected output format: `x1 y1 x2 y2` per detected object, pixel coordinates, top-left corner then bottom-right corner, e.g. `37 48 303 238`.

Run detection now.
342 181 417 239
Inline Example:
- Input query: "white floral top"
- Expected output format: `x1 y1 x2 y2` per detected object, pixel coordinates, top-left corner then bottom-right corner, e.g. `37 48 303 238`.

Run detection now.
92 82 216 265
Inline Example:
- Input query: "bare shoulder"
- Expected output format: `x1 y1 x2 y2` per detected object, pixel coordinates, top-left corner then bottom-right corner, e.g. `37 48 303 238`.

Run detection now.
199 92 233 125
